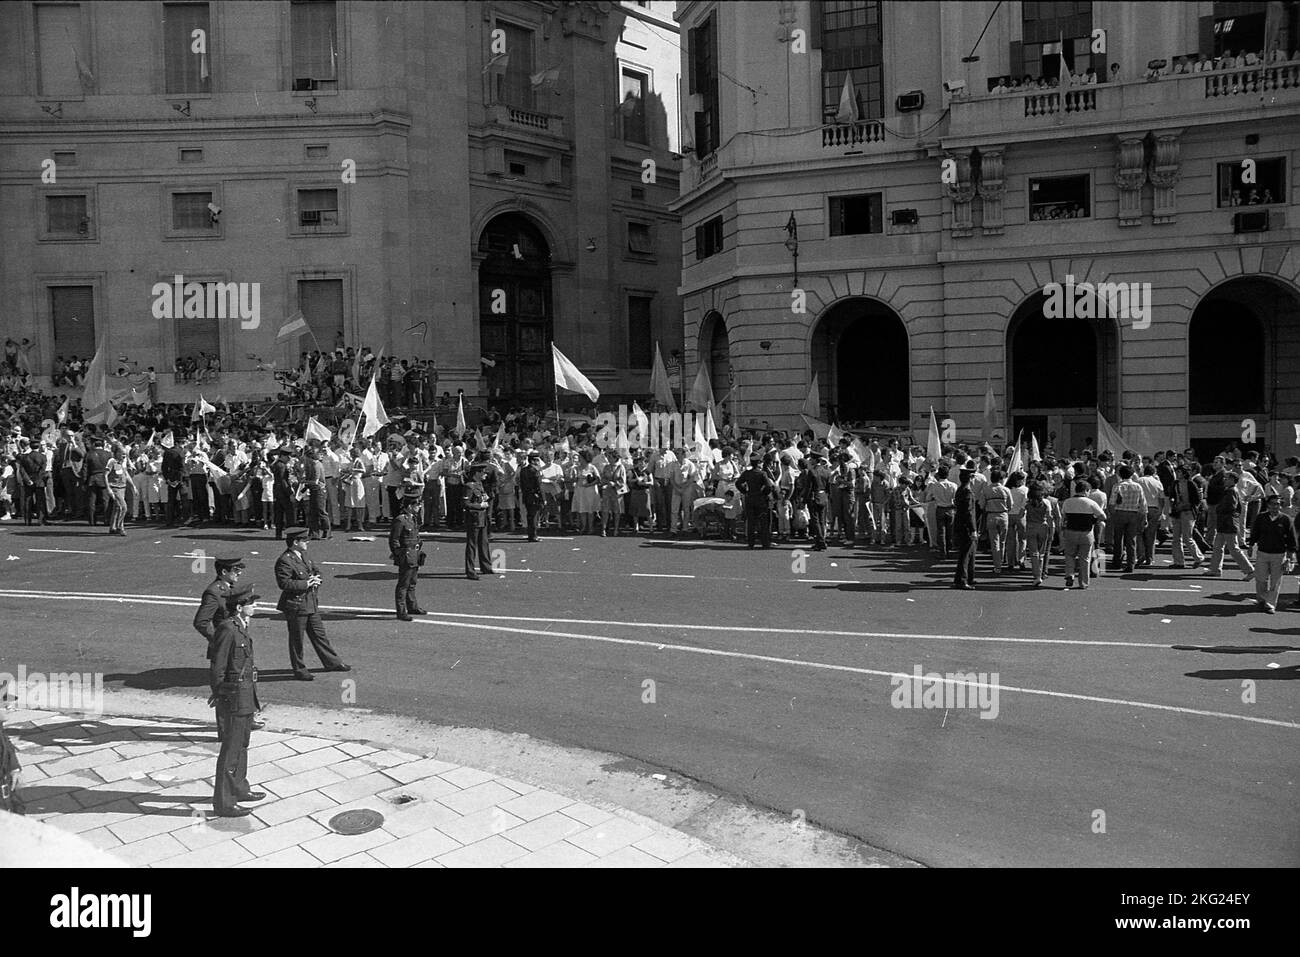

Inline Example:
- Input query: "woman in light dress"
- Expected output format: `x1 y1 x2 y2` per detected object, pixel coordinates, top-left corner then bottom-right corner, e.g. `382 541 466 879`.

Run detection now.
341 444 367 531
571 449 601 534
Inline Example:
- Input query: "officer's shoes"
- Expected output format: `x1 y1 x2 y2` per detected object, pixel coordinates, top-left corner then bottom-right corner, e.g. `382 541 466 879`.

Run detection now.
215 806 252 817
396 612 413 621
233 790 266 802
292 670 315 681
326 663 352 672
407 607 428 615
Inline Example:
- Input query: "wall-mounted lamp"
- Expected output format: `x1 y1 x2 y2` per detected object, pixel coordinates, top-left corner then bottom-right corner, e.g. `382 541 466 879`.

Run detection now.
41 103 63 118
760 340 773 350
172 100 191 117
783 212 799 287
585 238 597 252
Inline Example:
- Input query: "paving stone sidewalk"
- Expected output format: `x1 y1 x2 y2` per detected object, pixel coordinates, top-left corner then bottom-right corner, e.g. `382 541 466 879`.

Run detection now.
3 709 737 868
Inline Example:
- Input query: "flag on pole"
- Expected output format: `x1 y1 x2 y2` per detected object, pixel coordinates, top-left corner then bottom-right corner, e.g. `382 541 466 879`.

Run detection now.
982 375 997 442
276 311 309 342
551 343 600 402
530 65 560 87
1006 431 1023 476
705 401 719 441
1030 432 1042 463
1096 412 1129 457
56 397 70 425
688 363 713 410
483 52 509 75
835 71 859 124
649 342 676 412
192 395 216 422
160 430 175 449
801 374 821 420
1058 31 1068 87
81 338 116 424
493 423 505 448
693 412 709 461
455 394 467 434
360 377 390 437
927 406 942 463
305 417 333 443
827 423 845 446
630 401 650 445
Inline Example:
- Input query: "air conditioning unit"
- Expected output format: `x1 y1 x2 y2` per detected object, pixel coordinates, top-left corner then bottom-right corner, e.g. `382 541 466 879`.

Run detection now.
896 90 924 112
301 210 322 226
890 208 919 226
293 78 317 92
1233 209 1270 233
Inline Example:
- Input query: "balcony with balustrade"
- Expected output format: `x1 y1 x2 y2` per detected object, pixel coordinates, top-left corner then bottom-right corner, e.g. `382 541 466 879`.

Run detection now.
946 61 1300 146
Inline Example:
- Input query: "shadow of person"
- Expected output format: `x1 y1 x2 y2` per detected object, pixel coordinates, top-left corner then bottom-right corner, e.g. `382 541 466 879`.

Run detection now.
103 667 210 691
1184 665 1299 680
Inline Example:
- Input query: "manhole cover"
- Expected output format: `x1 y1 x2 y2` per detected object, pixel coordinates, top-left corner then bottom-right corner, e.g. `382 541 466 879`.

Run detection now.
328 809 385 835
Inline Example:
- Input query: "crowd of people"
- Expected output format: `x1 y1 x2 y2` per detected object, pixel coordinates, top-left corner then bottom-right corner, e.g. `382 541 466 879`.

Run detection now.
273 346 445 410
2 376 1297 612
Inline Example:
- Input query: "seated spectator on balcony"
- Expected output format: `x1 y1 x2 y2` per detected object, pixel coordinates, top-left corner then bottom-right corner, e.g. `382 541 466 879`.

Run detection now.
194 352 207 384
1218 50 1237 69
1065 68 1080 86
208 353 220 381
1230 189 1243 206
1022 74 1034 89
1243 49 1260 66
1084 67 1098 84
1110 63 1121 82
1172 57 1189 74
991 77 1008 93
1193 53 1210 72
1246 189 1261 205
1261 188 1274 204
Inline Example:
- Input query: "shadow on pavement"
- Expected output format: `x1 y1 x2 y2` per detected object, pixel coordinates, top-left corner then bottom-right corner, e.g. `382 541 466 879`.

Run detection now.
105 667 209 691
1172 644 1300 654
1185 665 1299 680
1129 602 1257 618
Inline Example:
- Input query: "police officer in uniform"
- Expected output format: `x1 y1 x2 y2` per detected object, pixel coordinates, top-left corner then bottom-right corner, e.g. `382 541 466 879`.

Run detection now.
735 454 777 548
464 461 495 580
275 528 351 680
209 585 266 817
389 482 427 620
193 557 246 656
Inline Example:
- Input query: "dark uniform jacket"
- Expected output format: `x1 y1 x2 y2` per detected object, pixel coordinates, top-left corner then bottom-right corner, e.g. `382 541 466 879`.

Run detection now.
161 447 185 484
271 460 294 497
18 449 46 486
954 485 977 532
464 477 491 526
389 511 423 566
275 548 320 615
518 465 543 507
210 617 257 715
736 467 776 506
793 468 827 508
194 578 235 658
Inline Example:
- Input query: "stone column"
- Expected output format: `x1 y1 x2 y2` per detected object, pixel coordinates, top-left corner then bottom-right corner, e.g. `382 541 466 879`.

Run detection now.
977 146 1005 236
945 148 976 238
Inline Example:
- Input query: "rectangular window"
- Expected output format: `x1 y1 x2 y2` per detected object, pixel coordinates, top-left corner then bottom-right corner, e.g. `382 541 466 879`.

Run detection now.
695 216 723 260
621 68 648 143
297 187 339 226
50 286 96 361
1028 174 1090 220
821 1 884 120
47 194 89 235
689 14 720 154
829 193 883 236
179 147 203 162
291 0 338 91
627 296 653 369
176 313 220 367
305 143 329 158
1019 1 1099 80
164 2 211 94
297 278 344 351
36 3 85 97
627 221 653 255
172 191 214 230
497 21 535 109
52 150 77 167
1218 158 1285 206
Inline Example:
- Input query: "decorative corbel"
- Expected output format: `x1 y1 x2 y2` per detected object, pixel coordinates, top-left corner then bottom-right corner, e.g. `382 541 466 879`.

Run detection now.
977 146 1005 235
945 148 977 238
1114 134 1147 227
1147 129 1183 224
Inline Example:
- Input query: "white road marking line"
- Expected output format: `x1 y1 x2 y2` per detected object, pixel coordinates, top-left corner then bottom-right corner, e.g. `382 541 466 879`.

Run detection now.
0 588 1248 653
630 573 695 579
407 617 1299 731
801 579 858 584
1131 587 1202 593
320 561 391 568
27 548 98 555
0 588 1290 729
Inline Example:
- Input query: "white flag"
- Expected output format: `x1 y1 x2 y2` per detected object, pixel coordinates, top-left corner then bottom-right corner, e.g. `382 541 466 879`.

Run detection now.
688 363 713 410
360 376 390 438
552 343 599 402
305 416 333 443
56 397 70 425
801 374 821 420
835 71 859 124
1030 433 1042 463
705 401 719 441
649 342 676 413
192 394 216 421
160 430 175 449
455 394 467 434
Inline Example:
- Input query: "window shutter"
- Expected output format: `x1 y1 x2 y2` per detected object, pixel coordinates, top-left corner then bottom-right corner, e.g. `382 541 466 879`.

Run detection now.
1198 15 1215 57
810 0 823 49
51 286 96 359
687 25 697 93
1009 40 1023 79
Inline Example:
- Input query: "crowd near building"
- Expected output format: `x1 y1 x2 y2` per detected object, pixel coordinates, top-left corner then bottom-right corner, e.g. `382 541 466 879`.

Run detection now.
0 0 684 407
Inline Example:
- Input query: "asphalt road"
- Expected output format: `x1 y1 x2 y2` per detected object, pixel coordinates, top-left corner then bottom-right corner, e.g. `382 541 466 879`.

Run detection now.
1 519 1296 867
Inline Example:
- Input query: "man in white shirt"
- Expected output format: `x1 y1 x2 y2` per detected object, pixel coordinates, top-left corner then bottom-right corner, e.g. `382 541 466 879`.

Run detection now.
1135 464 1166 567
650 447 677 533
669 450 700 535
361 440 389 524
320 440 345 526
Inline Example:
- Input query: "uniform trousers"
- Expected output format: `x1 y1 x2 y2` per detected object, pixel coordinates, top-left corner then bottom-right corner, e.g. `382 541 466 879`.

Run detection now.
285 612 343 672
213 709 252 813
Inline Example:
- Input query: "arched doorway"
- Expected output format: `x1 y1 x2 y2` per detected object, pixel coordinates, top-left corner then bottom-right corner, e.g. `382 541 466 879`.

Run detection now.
1188 277 1300 460
1007 292 1119 454
477 214 553 402
699 311 730 407
810 298 909 425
